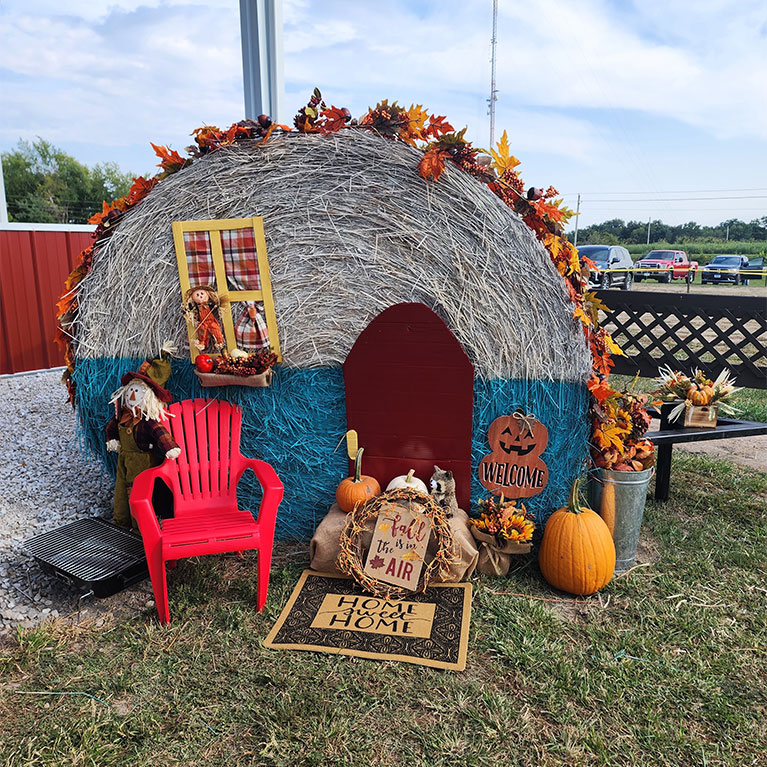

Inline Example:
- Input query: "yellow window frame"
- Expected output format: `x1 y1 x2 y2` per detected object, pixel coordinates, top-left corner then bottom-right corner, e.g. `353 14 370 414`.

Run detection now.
172 217 281 362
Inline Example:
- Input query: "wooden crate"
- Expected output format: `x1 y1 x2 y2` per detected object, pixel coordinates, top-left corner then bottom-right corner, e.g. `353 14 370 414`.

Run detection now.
684 405 718 428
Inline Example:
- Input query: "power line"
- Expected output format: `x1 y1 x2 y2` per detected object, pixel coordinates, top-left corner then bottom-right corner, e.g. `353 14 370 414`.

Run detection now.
561 187 767 195
578 195 767 202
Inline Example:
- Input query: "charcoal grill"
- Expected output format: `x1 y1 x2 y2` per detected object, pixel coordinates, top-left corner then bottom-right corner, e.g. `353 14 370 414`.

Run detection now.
25 518 149 597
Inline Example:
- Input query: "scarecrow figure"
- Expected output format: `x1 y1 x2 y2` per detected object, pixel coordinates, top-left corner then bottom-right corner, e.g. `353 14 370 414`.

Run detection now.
106 344 181 530
184 284 226 353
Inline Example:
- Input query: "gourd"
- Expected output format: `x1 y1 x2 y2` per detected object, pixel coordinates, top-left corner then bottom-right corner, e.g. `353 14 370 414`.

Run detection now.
385 469 429 495
336 448 381 513
687 385 710 406
538 479 616 596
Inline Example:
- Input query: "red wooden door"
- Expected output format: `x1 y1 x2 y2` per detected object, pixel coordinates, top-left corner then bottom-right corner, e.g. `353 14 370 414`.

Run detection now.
343 303 474 510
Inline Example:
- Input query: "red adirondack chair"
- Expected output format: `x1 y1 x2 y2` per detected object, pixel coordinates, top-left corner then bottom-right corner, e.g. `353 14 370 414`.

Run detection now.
130 398 284 625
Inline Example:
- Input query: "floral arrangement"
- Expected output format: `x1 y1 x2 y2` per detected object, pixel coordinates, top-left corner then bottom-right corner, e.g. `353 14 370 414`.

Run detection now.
211 349 278 377
470 497 535 543
653 366 741 422
591 381 655 471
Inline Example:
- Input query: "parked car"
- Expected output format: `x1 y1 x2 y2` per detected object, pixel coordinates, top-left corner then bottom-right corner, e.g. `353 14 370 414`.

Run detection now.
634 250 699 283
576 245 634 290
744 256 767 282
700 255 751 285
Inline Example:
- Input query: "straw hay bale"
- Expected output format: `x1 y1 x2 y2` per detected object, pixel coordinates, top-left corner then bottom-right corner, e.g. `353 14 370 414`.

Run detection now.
74 130 590 382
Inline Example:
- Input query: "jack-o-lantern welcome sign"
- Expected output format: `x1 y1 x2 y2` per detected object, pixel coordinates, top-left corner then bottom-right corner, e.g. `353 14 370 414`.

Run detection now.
479 413 549 498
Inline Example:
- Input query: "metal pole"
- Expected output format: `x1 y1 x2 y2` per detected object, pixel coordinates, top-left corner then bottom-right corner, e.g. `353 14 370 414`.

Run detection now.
573 194 581 246
488 0 498 147
0 154 9 224
240 0 284 121
646 217 651 245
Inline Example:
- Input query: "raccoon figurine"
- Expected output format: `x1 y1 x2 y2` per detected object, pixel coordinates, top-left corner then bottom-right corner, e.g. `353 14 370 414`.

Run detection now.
430 465 459 519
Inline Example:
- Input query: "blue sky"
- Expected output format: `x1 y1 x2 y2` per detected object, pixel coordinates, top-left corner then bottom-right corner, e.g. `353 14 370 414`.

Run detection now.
2 0 766 228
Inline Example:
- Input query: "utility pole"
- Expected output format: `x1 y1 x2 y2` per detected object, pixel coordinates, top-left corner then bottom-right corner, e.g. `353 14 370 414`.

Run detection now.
646 217 651 245
240 0 284 121
0 154 8 224
573 194 581 246
726 223 730 241
488 0 498 147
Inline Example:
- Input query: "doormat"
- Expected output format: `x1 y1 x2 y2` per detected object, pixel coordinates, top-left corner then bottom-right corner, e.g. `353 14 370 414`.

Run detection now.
264 570 472 670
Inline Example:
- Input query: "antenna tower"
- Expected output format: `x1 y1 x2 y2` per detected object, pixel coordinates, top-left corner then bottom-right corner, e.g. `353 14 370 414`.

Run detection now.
488 0 498 146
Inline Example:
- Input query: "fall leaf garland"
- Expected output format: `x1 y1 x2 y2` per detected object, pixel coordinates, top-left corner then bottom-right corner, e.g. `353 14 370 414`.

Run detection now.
56 87 644 465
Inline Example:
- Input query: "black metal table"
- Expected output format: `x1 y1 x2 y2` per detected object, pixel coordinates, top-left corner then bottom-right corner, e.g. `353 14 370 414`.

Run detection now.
647 417 767 501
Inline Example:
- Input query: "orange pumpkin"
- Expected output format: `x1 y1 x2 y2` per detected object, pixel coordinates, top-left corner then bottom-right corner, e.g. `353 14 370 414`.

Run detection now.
687 385 709 406
336 448 381 513
538 480 616 595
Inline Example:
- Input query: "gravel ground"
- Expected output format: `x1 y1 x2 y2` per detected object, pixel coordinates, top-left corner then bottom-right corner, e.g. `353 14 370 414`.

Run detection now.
0 369 156 637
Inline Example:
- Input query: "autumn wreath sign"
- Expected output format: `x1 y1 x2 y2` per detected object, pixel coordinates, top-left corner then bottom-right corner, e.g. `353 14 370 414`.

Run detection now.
337 488 457 599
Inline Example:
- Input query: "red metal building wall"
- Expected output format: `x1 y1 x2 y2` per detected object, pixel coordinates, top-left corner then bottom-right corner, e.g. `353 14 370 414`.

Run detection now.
0 228 93 374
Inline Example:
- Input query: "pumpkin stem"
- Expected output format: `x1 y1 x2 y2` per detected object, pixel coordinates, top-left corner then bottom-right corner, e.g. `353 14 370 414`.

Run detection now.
353 448 364 483
568 479 584 514
406 469 415 483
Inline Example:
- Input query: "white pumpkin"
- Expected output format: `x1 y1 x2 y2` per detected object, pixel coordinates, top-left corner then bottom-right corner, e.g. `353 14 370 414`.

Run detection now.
385 469 429 495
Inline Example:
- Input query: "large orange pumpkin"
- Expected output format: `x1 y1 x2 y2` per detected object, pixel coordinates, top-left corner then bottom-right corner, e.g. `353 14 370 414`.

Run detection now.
538 479 616 595
336 448 381 513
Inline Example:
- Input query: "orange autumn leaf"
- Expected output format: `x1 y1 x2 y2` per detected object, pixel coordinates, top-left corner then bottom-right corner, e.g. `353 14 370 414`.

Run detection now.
587 377 613 405
422 114 454 140
126 176 158 205
150 142 187 173
398 104 429 146
418 148 449 181
88 201 111 225
533 197 577 225
318 105 349 135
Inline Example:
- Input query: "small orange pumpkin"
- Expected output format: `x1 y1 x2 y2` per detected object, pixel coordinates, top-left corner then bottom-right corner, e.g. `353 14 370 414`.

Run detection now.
687 385 709 406
336 448 381 513
538 479 616 595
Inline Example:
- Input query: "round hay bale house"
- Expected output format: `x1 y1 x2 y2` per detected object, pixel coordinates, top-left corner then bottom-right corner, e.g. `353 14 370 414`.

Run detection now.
72 130 591 539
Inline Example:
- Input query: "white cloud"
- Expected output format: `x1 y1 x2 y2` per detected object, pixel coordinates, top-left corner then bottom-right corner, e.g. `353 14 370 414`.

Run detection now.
1 0 765 227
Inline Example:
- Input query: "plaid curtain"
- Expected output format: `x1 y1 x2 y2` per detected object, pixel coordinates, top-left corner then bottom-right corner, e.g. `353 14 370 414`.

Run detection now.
233 303 270 351
220 228 262 291
183 231 215 285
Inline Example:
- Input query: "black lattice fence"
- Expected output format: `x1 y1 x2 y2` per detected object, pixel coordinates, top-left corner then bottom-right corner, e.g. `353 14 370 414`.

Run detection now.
595 291 767 389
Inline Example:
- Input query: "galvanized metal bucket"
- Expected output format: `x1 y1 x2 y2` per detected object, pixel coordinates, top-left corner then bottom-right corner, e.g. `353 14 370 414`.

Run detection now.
588 467 653 572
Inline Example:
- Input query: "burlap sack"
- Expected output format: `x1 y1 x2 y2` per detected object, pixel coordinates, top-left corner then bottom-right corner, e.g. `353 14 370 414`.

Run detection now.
308 503 373 574
471 528 532 576
308 503 479 582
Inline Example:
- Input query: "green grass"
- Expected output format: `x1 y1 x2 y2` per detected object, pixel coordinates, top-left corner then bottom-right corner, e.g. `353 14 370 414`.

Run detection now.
1 453 766 766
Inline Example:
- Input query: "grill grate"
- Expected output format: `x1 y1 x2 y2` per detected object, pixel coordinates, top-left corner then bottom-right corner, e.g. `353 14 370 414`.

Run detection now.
25 518 149 596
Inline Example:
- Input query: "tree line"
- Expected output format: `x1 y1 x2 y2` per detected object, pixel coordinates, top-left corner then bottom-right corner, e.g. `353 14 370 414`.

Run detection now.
1 138 135 224
3 137 767 239
569 216 767 246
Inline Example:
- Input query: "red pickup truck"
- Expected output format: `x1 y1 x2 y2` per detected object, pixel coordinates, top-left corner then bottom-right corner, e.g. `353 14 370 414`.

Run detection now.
634 250 699 283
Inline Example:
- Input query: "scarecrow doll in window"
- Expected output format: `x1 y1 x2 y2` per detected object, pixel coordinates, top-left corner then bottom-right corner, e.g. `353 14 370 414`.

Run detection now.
105 344 181 530
183 284 227 354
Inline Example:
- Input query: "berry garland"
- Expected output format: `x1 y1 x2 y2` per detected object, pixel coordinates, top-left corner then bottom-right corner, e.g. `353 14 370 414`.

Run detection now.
336 488 458 599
